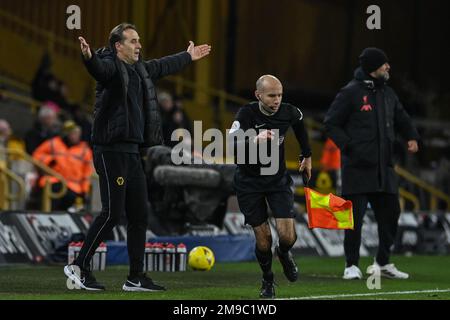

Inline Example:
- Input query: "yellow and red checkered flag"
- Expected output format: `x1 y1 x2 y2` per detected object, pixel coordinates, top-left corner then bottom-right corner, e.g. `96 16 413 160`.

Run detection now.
304 187 354 230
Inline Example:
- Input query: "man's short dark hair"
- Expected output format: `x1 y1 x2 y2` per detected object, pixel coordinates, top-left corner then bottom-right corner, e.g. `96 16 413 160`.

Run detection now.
109 23 137 51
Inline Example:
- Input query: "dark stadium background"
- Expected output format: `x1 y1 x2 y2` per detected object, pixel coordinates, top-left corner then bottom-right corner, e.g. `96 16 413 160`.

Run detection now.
1 0 450 302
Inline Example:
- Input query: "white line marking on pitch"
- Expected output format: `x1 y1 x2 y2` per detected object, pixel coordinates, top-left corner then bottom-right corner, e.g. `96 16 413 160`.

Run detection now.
279 289 450 300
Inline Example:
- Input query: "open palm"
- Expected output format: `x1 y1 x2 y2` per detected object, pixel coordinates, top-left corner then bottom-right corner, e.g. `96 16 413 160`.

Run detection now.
186 41 212 61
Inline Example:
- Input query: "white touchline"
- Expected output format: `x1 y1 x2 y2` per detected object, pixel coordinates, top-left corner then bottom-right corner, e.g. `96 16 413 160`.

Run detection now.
278 289 450 300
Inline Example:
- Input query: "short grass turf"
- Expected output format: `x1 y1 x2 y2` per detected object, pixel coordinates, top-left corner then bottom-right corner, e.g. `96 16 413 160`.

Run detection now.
0 255 449 300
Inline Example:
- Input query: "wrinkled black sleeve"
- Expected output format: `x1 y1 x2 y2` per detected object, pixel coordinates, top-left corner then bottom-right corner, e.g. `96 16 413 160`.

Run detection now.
144 52 192 81
291 107 312 158
324 88 353 151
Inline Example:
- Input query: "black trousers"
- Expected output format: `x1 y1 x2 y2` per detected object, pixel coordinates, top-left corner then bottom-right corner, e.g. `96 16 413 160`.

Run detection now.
74 151 148 274
343 193 400 267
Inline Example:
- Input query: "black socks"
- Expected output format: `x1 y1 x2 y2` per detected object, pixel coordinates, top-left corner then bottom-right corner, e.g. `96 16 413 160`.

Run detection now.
255 248 273 282
278 240 295 255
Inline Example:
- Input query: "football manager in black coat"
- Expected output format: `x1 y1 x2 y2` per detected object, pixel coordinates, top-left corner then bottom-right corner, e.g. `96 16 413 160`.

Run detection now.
64 23 211 291
324 47 420 281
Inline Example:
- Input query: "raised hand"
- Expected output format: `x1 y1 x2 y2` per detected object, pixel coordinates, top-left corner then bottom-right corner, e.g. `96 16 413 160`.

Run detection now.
78 36 92 60
186 41 212 61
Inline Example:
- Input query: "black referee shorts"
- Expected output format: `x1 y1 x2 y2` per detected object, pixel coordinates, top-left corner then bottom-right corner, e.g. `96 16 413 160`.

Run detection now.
233 168 295 227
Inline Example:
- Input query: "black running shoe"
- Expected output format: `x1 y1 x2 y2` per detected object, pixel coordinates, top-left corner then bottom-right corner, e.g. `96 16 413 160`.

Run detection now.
276 246 298 282
122 273 166 292
64 264 105 291
260 279 275 299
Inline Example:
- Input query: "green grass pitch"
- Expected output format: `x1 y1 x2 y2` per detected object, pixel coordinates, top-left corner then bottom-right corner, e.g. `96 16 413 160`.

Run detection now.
1 255 449 300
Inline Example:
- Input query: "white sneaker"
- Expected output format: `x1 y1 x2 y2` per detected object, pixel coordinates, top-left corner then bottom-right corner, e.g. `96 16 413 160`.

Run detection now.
343 265 363 280
366 262 379 275
366 262 409 279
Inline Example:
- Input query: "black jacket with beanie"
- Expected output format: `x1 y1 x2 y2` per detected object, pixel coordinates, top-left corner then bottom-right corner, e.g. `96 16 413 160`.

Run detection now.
324 67 420 195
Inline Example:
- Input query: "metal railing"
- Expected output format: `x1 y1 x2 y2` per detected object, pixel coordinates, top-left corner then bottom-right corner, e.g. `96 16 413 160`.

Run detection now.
0 74 30 93
395 165 450 210
399 187 420 212
0 162 26 210
0 89 40 114
2 149 68 212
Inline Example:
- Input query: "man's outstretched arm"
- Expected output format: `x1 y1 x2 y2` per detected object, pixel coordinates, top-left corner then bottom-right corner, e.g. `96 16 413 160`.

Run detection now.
144 41 211 80
79 36 116 82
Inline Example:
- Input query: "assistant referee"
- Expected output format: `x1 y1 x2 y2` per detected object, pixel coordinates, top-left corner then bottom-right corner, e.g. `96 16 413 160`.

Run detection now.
230 75 312 298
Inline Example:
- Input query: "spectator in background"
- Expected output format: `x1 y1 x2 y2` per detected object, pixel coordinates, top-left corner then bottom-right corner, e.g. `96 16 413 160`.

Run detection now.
69 104 92 145
53 80 72 112
320 138 341 171
0 119 12 163
320 137 342 194
32 120 93 211
31 52 72 113
158 92 192 147
0 119 12 145
25 105 61 154
32 52 58 103
173 97 192 132
158 91 176 145
1 119 35 209
0 119 26 158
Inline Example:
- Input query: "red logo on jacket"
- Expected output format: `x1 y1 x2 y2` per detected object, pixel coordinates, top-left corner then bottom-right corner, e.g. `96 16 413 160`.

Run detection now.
360 96 373 112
